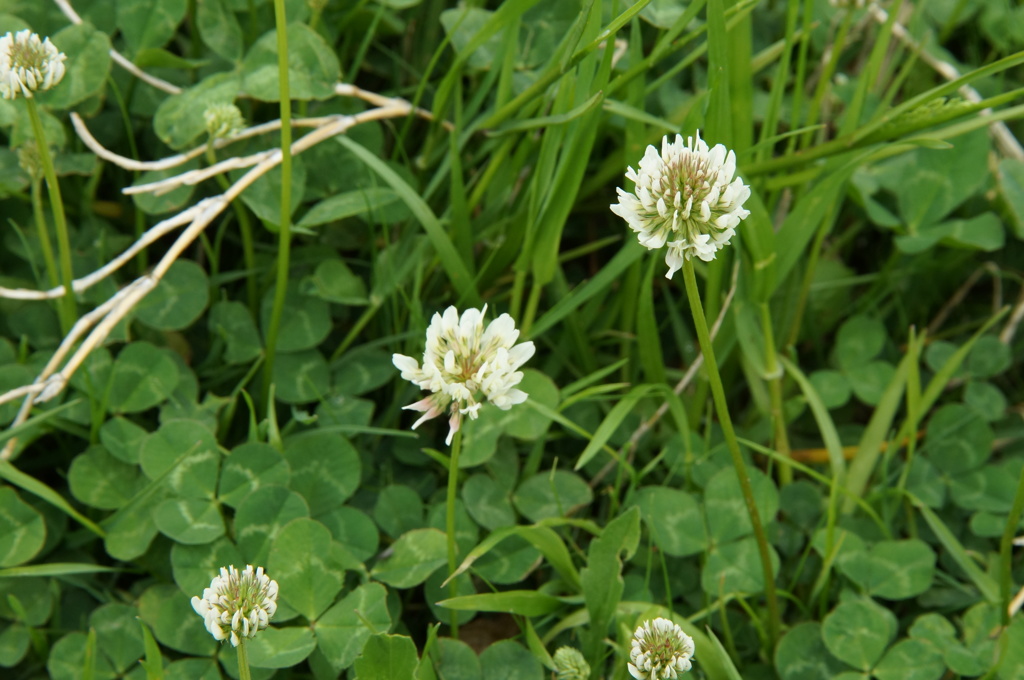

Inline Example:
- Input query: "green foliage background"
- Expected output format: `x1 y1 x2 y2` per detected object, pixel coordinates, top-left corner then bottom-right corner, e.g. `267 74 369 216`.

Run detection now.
0 0 1023 678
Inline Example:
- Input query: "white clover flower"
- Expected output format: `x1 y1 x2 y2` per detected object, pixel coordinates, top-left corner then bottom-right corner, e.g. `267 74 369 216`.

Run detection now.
628 617 695 679
554 646 591 680
0 30 67 100
611 131 750 278
190 564 278 647
204 102 245 139
393 305 535 445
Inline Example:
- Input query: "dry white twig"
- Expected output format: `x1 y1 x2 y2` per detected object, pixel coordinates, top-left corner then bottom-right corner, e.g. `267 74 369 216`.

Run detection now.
52 0 183 95
335 83 453 131
1 89 448 459
0 199 211 301
72 112 355 173
868 3 1024 160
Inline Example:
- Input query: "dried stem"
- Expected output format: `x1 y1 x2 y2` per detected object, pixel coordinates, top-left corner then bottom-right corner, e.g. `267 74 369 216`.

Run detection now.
52 0 183 95
868 3 1024 160
1 91 449 459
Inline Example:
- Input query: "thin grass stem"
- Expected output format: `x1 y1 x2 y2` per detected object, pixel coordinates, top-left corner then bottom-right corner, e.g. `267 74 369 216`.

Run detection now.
760 302 792 486
681 258 780 649
30 177 60 289
446 429 463 639
26 98 75 335
262 0 294 412
784 204 836 349
800 10 852 151
1001 463 1024 626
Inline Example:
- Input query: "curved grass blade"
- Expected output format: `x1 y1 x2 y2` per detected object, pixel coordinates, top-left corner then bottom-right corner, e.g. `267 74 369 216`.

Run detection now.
336 136 480 306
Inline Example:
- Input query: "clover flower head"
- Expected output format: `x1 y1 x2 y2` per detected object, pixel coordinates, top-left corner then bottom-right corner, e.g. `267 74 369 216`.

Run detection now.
829 0 866 8
611 131 750 278
190 564 278 647
0 30 66 99
627 617 695 679
204 102 245 140
393 305 535 445
553 646 591 680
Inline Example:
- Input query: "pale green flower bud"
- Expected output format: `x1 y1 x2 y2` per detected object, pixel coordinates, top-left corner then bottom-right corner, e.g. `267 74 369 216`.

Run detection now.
203 102 245 140
553 646 590 680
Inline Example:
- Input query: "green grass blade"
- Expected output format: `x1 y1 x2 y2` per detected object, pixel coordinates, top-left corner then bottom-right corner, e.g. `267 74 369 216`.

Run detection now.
911 495 999 603
842 342 915 513
530 240 645 338
772 152 866 292
779 356 846 480
841 0 903 135
637 257 667 384
0 399 82 447
443 523 583 591
0 563 121 578
853 50 1024 144
703 626 744 680
138 620 165 680
704 0 732 145
82 627 97 680
337 136 480 306
437 590 563 617
0 460 104 537
488 91 603 136
575 384 659 470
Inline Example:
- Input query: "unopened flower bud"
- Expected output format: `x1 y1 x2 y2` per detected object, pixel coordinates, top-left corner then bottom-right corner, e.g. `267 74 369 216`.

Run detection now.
553 646 590 680
203 102 245 140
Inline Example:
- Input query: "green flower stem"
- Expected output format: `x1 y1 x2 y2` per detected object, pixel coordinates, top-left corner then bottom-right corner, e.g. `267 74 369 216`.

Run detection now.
447 428 463 639
206 144 258 312
26 98 75 335
236 638 253 680
681 258 780 648
262 0 294 412
30 178 60 289
760 302 792 486
1000 462 1024 626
